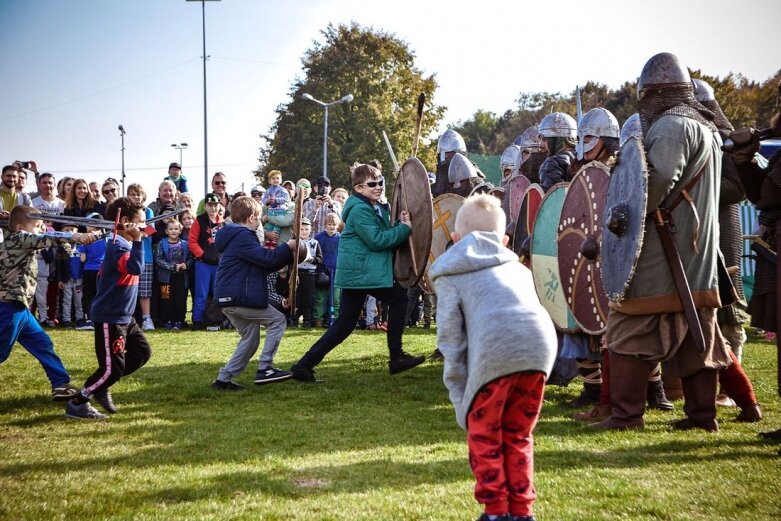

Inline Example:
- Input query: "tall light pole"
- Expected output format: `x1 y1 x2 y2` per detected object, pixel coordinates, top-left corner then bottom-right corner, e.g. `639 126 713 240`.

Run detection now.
187 0 220 196
301 93 354 180
171 142 189 167
118 124 126 196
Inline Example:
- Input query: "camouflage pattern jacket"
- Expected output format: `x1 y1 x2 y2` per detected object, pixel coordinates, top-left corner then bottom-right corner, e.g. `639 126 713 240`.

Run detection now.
0 231 65 308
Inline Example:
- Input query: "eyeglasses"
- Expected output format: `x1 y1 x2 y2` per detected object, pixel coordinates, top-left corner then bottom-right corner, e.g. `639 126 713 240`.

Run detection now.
213 181 226 186
103 188 117 195
361 179 384 188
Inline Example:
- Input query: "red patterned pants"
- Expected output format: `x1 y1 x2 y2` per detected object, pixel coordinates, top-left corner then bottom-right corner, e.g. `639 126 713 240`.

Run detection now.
467 371 545 517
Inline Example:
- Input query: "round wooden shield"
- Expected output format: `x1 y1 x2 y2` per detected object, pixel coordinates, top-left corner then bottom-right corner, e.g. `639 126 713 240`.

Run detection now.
423 193 465 292
530 183 579 332
513 184 544 261
601 136 649 302
557 163 611 334
391 157 434 288
505 174 531 225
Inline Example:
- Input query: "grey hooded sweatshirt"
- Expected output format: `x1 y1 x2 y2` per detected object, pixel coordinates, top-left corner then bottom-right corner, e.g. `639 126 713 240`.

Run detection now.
430 231 557 430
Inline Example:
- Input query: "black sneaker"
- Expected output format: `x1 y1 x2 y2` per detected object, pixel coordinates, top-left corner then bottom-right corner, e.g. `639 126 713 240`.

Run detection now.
290 363 317 383
52 383 80 402
211 379 245 391
93 387 117 414
389 352 425 375
254 367 293 385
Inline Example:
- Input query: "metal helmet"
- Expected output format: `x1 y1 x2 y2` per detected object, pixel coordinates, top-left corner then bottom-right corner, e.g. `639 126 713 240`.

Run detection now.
691 78 715 102
436 129 467 162
538 112 577 139
447 152 478 188
513 125 542 152
500 145 522 174
637 52 691 100
619 113 642 147
576 108 620 160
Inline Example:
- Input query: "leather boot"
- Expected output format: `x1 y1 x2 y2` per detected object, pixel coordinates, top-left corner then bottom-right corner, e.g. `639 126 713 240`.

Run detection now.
646 379 674 411
671 369 718 432
663 373 683 401
719 350 761 422
587 353 650 431
573 403 611 421
568 359 601 408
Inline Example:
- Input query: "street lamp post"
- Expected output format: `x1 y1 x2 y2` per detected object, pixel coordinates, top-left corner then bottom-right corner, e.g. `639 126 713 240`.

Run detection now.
187 0 220 196
171 142 189 167
118 124 126 196
301 93 354 180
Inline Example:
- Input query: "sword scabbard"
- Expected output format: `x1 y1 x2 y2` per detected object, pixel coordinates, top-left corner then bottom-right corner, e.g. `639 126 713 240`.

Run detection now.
653 208 707 353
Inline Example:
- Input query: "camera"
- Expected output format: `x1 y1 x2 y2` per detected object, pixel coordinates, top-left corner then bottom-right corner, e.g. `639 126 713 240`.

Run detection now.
317 184 327 197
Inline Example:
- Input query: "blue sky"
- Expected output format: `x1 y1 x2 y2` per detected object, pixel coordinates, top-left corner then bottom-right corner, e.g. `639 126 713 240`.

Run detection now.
1 0 779 201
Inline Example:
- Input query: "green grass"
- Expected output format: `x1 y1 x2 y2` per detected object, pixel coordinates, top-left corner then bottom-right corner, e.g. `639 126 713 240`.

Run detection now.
1 326 780 520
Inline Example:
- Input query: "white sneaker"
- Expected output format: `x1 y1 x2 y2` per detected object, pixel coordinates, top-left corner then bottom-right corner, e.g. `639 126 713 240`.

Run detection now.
142 317 155 331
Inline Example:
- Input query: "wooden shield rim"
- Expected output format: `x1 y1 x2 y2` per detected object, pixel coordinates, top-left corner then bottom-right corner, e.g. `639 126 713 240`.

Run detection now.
530 182 579 333
391 157 433 288
508 174 531 222
557 162 611 334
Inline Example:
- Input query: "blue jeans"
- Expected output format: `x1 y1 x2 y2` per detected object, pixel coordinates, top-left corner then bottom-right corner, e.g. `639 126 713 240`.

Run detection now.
0 301 70 388
193 261 218 323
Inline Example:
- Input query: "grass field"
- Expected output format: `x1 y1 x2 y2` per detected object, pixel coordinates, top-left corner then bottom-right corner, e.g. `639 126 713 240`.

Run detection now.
1 325 780 520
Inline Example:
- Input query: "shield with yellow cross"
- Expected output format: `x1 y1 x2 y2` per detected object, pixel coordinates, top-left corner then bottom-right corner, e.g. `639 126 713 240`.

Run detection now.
422 193 465 293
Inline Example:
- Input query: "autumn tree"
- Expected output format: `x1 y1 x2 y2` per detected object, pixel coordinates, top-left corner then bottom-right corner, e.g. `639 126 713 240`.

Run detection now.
258 23 445 189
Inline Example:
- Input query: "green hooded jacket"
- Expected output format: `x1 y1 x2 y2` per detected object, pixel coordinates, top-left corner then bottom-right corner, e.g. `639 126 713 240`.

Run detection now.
334 194 411 289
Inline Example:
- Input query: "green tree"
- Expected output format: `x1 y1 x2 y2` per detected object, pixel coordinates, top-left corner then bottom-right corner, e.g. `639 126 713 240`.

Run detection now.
450 109 499 154
258 23 445 189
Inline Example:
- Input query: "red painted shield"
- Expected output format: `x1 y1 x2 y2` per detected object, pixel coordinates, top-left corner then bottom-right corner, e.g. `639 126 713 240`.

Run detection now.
506 175 531 224
557 163 611 334
513 184 544 263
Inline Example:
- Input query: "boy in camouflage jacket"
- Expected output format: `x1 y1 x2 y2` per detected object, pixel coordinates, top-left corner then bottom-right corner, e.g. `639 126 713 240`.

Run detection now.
0 206 97 401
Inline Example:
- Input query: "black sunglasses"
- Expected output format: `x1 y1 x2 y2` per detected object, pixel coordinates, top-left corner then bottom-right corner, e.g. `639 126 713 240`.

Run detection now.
362 179 384 188
103 188 117 195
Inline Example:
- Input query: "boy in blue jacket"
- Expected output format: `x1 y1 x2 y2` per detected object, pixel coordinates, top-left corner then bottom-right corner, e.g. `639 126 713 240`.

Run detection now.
211 196 301 390
291 163 425 382
65 197 151 419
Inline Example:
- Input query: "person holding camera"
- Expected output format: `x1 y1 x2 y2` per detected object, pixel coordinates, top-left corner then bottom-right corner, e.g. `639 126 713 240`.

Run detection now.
303 176 342 236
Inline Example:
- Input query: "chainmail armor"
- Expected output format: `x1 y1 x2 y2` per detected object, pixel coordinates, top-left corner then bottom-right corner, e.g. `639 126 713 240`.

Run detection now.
638 85 717 136
701 99 734 132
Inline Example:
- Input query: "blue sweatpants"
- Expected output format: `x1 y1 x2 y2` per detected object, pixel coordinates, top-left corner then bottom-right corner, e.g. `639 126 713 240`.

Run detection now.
192 261 218 323
0 301 70 388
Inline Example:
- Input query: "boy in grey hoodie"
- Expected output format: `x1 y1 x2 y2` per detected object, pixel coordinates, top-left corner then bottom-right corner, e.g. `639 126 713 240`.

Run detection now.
430 194 557 521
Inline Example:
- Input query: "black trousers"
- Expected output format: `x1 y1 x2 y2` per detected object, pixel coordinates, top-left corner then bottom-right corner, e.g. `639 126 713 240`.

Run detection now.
296 283 407 369
81 270 98 320
296 270 317 325
159 272 187 324
83 319 152 395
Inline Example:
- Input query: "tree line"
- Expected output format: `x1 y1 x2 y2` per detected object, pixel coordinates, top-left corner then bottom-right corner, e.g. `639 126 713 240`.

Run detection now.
452 71 781 156
258 22 780 187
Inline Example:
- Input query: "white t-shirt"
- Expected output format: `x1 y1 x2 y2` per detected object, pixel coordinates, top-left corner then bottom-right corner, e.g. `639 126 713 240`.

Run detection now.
31 195 66 215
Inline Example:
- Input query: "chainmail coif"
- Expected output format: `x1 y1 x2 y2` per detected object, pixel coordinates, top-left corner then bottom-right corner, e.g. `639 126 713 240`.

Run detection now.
639 85 718 136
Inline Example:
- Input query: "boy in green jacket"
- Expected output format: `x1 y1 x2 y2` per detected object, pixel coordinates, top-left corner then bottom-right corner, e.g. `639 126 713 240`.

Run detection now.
291 163 425 382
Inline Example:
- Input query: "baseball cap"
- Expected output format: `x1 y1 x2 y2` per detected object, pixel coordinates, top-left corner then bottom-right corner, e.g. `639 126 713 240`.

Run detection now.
251 185 266 195
316 176 330 186
301 217 312 226
204 193 220 204
169 162 181 170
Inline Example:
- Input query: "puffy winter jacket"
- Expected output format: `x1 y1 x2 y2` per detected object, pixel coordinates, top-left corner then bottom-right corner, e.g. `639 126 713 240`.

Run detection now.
213 223 293 309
